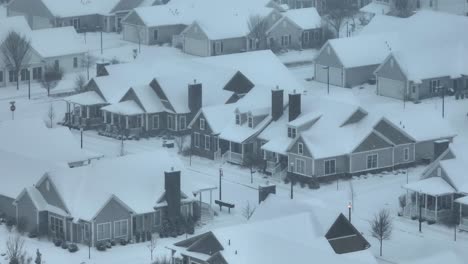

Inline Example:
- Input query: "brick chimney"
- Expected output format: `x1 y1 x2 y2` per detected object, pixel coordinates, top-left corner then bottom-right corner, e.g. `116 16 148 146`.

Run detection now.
288 91 301 122
188 80 202 113
434 139 450 160
271 86 284 121
96 62 110 77
165 169 181 220
258 184 276 204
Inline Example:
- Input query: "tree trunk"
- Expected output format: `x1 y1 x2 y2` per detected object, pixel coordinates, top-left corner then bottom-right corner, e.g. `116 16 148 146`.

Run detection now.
16 70 19 90
380 240 382 256
47 86 50 97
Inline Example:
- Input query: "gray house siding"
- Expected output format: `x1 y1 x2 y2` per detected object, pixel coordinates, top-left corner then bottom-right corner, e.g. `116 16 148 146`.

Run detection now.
149 24 187 45
7 0 54 29
0 194 15 218
266 18 302 50
16 192 38 233
345 64 379 88
417 76 452 100
93 197 133 244
375 57 407 81
393 144 415 165
314 155 349 178
414 138 454 163
191 112 218 160
288 137 314 177
210 37 246 56
350 148 393 173
353 132 392 153
37 177 68 212
314 42 343 68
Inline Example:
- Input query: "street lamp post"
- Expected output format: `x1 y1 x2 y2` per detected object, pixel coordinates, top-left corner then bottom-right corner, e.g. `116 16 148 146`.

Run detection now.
9 101 16 120
322 66 330 95
348 202 352 223
290 162 294 199
27 68 31 100
437 86 446 118
96 26 103 54
80 127 83 149
219 167 223 200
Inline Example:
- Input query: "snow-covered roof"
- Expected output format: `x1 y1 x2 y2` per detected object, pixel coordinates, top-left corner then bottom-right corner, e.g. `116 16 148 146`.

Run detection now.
283 7 321 30
22 187 68 217
44 150 197 221
0 16 31 42
30 27 86 58
101 100 145 115
195 103 238 134
455 196 468 205
327 33 399 68
64 91 106 106
130 3 196 27
41 0 122 17
0 150 65 199
404 177 455 196
196 50 303 93
401 251 465 264
360 2 391 15
359 15 406 36
130 85 166 113
0 118 102 166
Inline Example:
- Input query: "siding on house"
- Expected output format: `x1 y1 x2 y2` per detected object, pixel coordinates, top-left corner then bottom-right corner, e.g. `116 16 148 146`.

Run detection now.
353 132 392 153
314 42 343 68
191 112 218 160
267 18 302 49
0 194 15 218
345 64 379 88
148 24 187 45
393 144 415 164
93 197 133 243
16 192 38 233
350 148 393 173
7 0 54 29
36 177 68 213
210 37 246 56
301 28 322 49
374 120 414 145
314 155 349 177
288 136 314 177
43 53 85 73
415 140 435 162
417 76 452 100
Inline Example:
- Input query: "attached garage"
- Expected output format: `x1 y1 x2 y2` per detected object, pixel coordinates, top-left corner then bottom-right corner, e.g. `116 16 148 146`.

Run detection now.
377 77 406 100
183 37 210 57
123 24 147 44
315 64 344 87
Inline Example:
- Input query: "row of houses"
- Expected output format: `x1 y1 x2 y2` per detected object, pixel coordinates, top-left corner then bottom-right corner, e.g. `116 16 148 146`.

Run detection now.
0 16 86 88
121 0 324 56
314 11 468 101
361 0 468 17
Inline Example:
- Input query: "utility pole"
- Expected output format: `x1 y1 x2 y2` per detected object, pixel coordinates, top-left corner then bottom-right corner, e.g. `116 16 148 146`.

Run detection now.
219 167 223 200
290 162 294 199
80 127 83 149
419 194 423 233
322 66 330 95
348 202 352 223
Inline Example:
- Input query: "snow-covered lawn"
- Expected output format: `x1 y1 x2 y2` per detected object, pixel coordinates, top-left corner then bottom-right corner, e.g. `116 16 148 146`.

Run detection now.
277 49 318 65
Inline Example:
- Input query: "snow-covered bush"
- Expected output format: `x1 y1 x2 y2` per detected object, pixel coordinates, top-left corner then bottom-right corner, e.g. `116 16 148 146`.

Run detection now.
68 243 79 253
95 241 106 251
6 217 16 232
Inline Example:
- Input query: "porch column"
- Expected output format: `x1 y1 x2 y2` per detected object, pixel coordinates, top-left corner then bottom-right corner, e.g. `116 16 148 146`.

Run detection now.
103 111 107 123
86 106 90 118
241 143 244 160
141 114 144 128
229 141 232 161
145 114 149 130
435 196 438 221
425 194 428 218
125 116 129 129
79 105 82 117
111 113 114 125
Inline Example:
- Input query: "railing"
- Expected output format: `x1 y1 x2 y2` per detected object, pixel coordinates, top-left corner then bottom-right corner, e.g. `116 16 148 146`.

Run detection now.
200 202 214 223
460 217 468 231
214 149 222 160
402 204 452 221
266 160 280 173
228 151 243 165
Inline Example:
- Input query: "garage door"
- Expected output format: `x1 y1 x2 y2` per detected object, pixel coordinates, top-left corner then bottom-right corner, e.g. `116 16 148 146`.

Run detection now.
378 77 405 99
183 37 209 57
123 25 139 43
315 64 343 87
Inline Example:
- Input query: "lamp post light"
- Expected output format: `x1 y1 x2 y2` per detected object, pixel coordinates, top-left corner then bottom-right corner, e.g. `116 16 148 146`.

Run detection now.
348 202 352 223
96 26 103 55
9 101 16 120
80 127 84 149
322 66 330 95
436 86 446 118
27 68 31 100
219 166 223 200
290 162 294 199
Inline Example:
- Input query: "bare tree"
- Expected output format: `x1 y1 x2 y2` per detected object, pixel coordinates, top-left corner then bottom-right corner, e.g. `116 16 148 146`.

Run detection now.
6 235 31 264
47 103 56 128
40 65 63 96
247 14 269 50
323 0 357 38
1 31 31 90
349 181 355 212
370 209 393 257
74 74 88 93
242 201 256 220
147 234 157 261
81 52 96 80
152 256 171 264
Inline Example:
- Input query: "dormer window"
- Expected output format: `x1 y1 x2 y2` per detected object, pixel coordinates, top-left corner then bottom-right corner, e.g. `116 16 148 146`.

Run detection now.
287 127 297 138
200 118 205 130
298 143 304 155
235 114 241 125
248 116 253 128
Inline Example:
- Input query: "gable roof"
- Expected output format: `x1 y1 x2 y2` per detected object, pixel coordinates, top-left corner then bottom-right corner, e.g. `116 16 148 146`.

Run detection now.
41 0 122 17
189 103 238 134
30 26 86 58
325 214 371 254
42 150 199 221
283 7 321 30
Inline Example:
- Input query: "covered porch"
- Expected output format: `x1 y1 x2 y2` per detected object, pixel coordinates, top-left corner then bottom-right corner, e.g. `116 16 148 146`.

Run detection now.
63 91 106 129
403 177 455 222
455 196 468 231
222 141 255 165
101 101 146 139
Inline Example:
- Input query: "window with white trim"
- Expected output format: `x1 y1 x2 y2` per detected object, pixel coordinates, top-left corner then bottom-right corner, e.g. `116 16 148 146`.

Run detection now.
32 67 42 80
296 158 305 174
325 159 336 175
194 133 200 148
167 115 174 130
154 210 161 226
303 31 310 43
288 127 296 138
281 35 291 46
403 147 410 161
0 70 3 83
113 219 128 238
431 79 441 93
152 115 159 129
298 143 304 155
97 222 111 241
200 118 205 130
205 135 210 150
367 154 378 169
179 116 186 130
248 116 253 128
50 216 64 235
235 114 241 125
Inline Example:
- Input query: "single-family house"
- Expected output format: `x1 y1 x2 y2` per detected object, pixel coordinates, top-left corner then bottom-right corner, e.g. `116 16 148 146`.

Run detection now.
13 150 209 245
361 0 468 17
0 150 65 219
263 7 322 50
402 141 468 229
284 95 456 182
272 0 326 11
169 193 376 264
0 118 102 167
7 0 144 32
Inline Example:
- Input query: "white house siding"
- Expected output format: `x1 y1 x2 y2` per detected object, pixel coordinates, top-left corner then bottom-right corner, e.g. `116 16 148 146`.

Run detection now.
44 54 85 73
315 64 343 87
314 155 349 178
350 148 393 173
